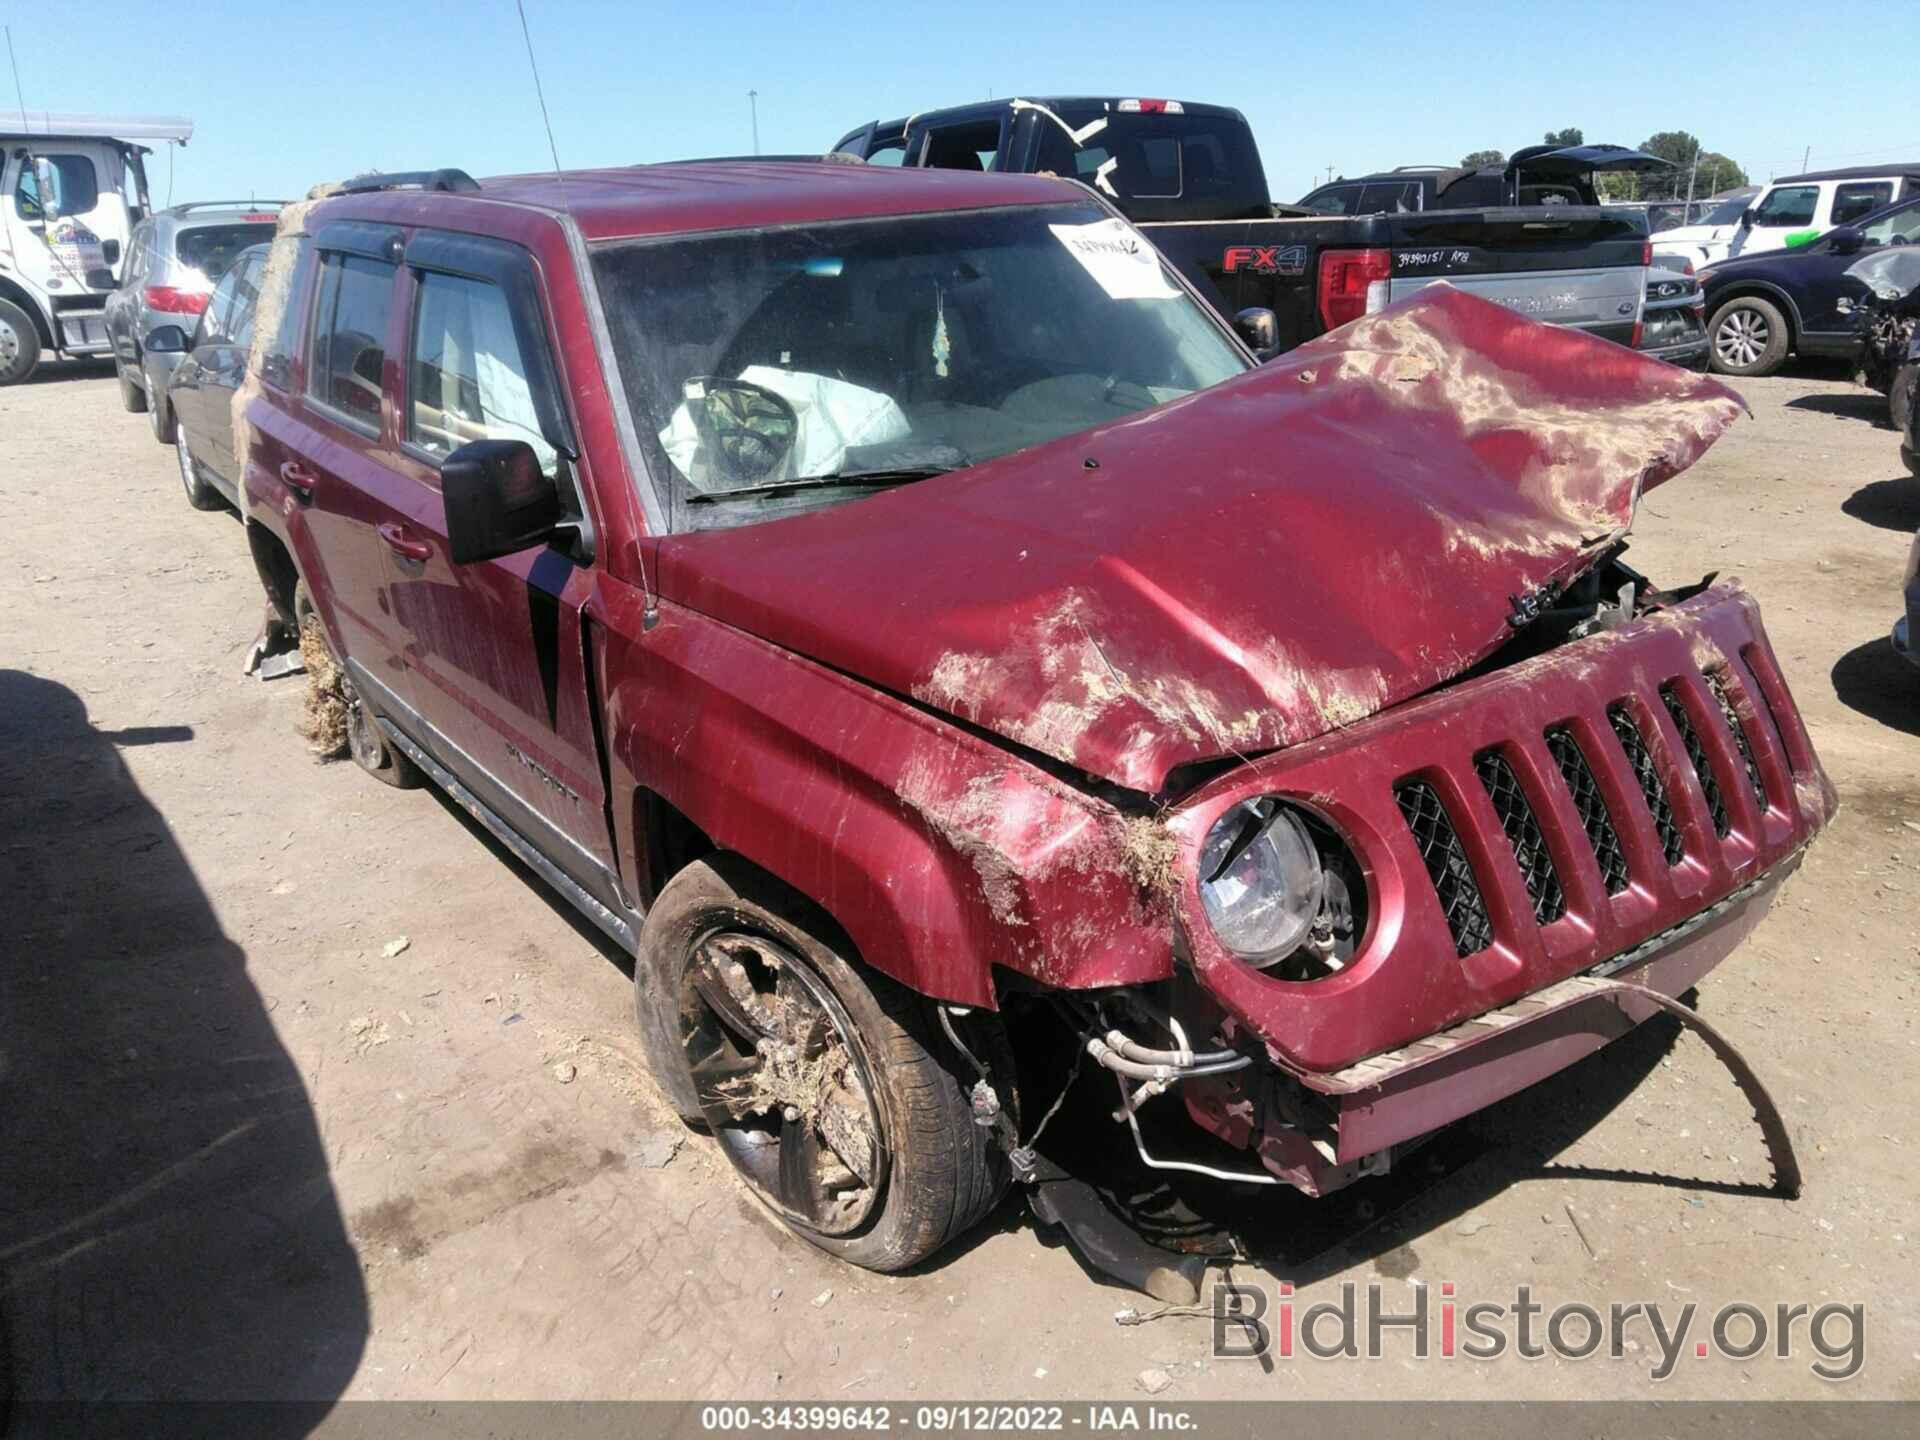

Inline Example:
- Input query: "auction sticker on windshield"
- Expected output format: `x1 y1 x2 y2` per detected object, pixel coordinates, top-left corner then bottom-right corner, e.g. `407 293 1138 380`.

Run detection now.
1048 218 1179 300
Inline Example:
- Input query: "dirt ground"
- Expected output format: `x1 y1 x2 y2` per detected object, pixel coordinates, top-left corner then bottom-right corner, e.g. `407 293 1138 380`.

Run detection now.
2 357 1917 1409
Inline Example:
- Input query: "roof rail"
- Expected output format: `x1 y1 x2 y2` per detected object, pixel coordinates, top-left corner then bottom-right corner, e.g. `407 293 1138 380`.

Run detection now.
169 199 292 213
339 169 481 195
1392 164 1451 172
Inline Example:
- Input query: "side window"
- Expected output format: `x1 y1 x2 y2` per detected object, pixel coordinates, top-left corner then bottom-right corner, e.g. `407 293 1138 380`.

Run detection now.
1751 185 1818 228
197 266 247 347
862 139 906 167
14 153 100 218
918 121 1001 172
1301 185 1360 215
1356 181 1420 214
1832 182 1894 227
307 252 396 430
228 255 266 354
1860 203 1920 248
408 270 559 476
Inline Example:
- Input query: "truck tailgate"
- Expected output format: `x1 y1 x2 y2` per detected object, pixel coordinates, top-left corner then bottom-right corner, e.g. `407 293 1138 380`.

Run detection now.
1386 206 1647 345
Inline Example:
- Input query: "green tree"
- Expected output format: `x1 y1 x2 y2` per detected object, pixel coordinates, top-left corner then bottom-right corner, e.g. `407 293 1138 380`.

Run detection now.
1543 127 1585 147
1595 132 1749 201
1460 149 1505 167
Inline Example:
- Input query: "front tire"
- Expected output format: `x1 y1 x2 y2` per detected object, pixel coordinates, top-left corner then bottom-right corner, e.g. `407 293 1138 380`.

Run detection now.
635 856 1013 1273
0 298 40 386
1708 296 1790 377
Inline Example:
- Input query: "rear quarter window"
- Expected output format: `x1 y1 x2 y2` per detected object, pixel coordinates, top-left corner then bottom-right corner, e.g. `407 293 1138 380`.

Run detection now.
175 223 276 284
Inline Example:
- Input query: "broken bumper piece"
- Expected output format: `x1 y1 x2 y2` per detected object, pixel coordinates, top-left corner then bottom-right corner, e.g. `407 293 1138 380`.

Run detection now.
1183 857 1802 1197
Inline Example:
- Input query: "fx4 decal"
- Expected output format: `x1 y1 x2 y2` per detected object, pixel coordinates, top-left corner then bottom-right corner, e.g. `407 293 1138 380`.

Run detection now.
1223 244 1308 276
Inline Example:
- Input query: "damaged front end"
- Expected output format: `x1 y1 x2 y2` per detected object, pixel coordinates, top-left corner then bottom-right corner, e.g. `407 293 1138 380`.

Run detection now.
887 293 1833 1282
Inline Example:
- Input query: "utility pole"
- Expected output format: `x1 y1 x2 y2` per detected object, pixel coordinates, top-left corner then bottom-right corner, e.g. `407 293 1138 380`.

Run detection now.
749 90 760 157
1685 151 1698 208
1801 145 1810 175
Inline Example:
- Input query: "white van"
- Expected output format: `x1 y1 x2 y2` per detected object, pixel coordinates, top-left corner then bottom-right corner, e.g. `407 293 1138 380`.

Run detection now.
1 111 192 384
1655 165 1920 270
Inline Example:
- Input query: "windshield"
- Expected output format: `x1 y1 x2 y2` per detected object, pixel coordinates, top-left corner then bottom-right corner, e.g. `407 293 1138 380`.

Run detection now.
591 202 1248 526
1702 196 1750 227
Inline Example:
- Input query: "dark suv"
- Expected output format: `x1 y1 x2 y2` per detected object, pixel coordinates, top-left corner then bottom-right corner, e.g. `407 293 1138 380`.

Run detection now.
236 159 1832 1288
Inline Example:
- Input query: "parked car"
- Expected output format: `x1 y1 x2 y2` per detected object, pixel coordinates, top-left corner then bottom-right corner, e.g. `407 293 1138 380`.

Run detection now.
1659 167 1920 271
1698 195 1920 375
1605 198 1722 233
1297 144 1673 215
103 201 284 439
831 101 1660 356
0 110 191 385
144 242 268 509
1639 258 1709 368
1649 191 1760 270
238 160 1832 1288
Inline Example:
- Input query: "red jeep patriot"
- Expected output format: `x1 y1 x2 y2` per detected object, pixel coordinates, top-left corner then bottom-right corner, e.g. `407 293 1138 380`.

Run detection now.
238 160 1833 1286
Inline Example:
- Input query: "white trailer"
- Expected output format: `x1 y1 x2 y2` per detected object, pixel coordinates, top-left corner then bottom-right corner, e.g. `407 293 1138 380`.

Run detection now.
1 110 192 384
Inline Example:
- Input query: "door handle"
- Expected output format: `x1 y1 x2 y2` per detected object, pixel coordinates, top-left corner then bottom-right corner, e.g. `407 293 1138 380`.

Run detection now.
377 522 433 563
279 461 317 502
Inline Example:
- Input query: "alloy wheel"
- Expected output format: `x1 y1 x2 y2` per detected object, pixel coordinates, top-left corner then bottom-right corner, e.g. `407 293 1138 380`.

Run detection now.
175 438 198 497
0 317 17 367
681 928 888 1235
1716 308 1770 369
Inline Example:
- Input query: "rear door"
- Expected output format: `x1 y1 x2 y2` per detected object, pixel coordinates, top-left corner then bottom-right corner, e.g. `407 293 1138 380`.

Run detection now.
195 251 265 491
284 225 412 699
377 230 617 897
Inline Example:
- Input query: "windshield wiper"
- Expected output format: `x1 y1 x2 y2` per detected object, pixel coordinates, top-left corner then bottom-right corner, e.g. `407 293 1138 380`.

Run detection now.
685 466 957 504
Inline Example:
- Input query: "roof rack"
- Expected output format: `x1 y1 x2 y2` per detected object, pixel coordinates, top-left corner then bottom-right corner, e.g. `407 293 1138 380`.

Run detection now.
168 199 292 213
339 169 481 195
1392 164 1452 172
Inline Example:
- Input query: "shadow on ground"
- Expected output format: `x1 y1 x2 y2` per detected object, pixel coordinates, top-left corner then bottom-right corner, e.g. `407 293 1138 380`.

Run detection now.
1841 476 1920 533
1784 390 1888 424
1831 636 1920 736
0 671 365 1434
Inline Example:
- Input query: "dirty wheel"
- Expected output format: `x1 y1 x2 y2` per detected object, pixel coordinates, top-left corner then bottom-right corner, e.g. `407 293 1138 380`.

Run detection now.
1708 297 1789 377
292 580 421 788
0 298 40 386
118 360 149 413
636 856 1012 1272
176 434 222 511
149 382 177 444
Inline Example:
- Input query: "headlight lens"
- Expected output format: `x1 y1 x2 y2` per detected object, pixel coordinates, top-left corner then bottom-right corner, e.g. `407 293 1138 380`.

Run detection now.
1197 799 1326 966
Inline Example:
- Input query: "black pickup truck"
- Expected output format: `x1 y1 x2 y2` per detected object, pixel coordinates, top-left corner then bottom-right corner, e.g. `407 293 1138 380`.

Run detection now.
831 99 1666 355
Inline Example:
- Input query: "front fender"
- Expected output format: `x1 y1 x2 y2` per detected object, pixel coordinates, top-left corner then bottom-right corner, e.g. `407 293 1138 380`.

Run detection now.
595 584 1175 1006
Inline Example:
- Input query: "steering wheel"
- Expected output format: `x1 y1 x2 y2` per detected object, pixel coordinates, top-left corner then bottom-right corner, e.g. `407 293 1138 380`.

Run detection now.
686 377 798 485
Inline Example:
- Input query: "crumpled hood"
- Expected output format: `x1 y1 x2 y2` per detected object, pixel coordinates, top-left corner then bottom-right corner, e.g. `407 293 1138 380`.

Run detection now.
657 288 1743 793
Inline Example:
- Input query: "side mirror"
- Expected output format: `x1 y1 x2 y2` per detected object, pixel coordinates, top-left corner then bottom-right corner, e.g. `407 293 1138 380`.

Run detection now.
1739 208 1755 228
31 156 60 222
1232 306 1281 361
144 324 190 354
442 438 564 565
1828 225 1865 256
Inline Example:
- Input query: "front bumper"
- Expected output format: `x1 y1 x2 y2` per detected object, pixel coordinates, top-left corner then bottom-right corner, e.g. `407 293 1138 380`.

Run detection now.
1184 855 1796 1193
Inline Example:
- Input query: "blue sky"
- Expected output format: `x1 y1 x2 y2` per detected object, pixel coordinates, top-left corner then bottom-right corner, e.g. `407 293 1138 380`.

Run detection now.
8 0 1918 206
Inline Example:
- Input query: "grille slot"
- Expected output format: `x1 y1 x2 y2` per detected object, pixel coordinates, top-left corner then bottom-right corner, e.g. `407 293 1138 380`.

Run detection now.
1475 751 1566 925
1395 780 1494 957
1705 670 1767 806
1662 685 1729 838
1608 706 1685 866
1546 728 1630 895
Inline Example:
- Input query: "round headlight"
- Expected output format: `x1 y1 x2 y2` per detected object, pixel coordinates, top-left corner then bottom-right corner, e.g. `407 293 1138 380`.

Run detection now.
1197 800 1326 966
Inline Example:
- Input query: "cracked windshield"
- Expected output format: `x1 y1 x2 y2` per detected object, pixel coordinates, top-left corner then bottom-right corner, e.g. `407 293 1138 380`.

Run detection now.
590 200 1247 522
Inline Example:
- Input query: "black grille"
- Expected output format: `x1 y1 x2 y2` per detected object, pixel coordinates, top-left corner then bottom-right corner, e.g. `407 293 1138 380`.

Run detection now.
1546 728 1630 895
1706 670 1767 806
1475 751 1566 925
1662 685 1730 838
1608 706 1685 866
1396 781 1494 957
